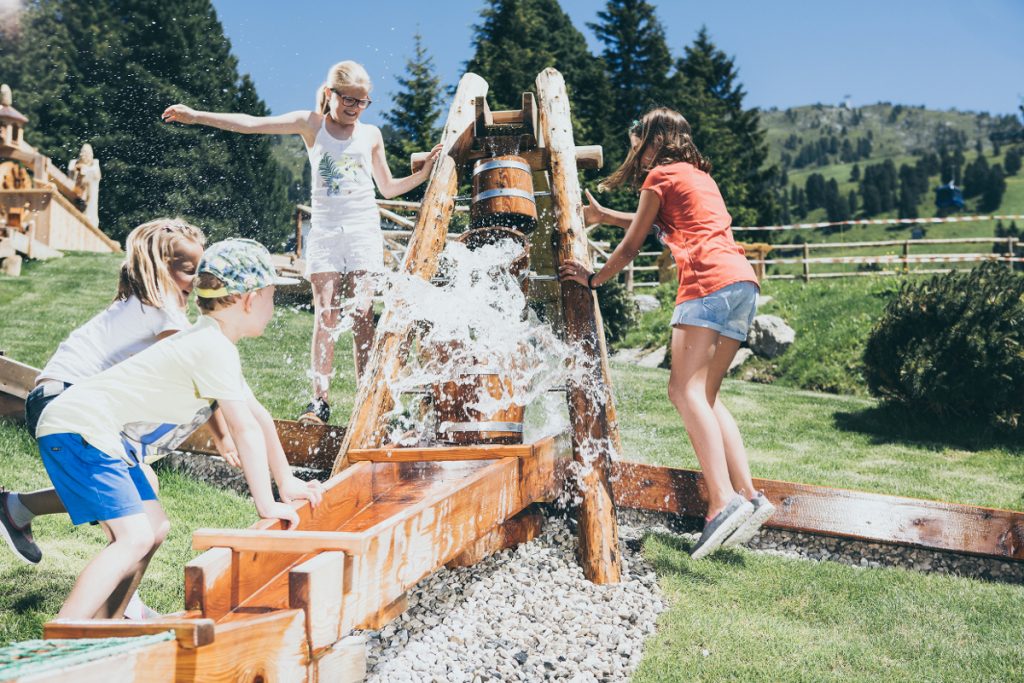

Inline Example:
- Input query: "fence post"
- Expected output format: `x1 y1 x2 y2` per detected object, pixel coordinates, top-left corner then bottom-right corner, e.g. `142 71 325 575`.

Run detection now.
1008 237 1017 269
902 240 910 274
625 262 634 293
802 243 810 283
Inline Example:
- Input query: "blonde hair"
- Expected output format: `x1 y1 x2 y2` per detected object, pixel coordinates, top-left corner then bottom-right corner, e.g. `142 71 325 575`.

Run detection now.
315 61 372 115
194 273 241 312
115 218 206 308
599 107 711 191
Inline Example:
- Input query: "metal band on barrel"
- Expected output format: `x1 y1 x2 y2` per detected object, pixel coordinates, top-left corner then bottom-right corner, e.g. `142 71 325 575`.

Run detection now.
472 188 536 203
473 159 532 175
440 422 524 433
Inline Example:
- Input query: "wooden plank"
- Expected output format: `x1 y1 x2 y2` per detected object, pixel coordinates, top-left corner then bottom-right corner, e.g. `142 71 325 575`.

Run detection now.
612 461 1024 561
348 443 532 462
312 635 367 683
184 547 233 619
173 609 308 683
192 529 369 555
447 504 545 568
289 551 345 652
3 638 178 683
332 73 489 475
44 617 215 649
0 354 39 401
356 592 408 630
178 419 343 470
536 67 621 584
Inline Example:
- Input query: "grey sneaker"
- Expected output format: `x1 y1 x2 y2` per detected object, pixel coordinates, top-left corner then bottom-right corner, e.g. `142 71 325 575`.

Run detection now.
690 494 754 559
723 493 777 548
0 491 42 564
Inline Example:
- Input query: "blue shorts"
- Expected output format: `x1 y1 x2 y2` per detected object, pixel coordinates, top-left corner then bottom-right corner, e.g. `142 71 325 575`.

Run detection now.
671 281 759 342
37 433 157 526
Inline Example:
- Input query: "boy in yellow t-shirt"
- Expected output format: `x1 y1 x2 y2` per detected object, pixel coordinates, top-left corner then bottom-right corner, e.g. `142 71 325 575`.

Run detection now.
35 238 324 620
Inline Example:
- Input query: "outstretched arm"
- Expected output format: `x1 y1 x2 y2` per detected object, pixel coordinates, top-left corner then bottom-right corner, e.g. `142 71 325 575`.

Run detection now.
162 105 319 146
248 396 324 509
559 189 660 287
368 126 443 199
584 189 635 229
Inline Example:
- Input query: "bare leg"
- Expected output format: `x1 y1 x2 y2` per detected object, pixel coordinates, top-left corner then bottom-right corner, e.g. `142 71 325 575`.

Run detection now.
57 512 158 619
16 489 66 516
340 270 376 381
98 501 169 619
309 272 344 402
705 336 757 499
667 325 736 517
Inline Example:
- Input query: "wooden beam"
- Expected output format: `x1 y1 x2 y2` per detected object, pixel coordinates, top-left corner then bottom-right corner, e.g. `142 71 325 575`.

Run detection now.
184 546 233 620
178 419 343 471
612 461 1024 561
332 73 489 475
312 635 367 683
348 443 533 462
192 529 369 555
356 592 408 630
0 354 39 401
289 551 345 652
0 638 178 683
536 67 621 584
44 617 215 649
447 504 545 567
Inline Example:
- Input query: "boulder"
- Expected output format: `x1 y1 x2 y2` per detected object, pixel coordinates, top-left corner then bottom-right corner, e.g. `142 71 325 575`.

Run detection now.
728 347 754 373
637 346 667 368
633 294 661 313
747 315 795 359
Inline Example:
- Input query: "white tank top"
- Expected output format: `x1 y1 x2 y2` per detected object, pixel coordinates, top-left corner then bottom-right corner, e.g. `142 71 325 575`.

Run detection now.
305 118 380 231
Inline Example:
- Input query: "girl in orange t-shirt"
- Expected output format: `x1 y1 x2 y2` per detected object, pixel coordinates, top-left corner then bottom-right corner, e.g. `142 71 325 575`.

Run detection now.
560 107 774 559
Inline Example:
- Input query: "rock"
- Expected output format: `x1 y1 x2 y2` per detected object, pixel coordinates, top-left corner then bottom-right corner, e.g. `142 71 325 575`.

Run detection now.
756 294 773 307
747 315 795 358
637 346 667 368
633 294 661 313
728 348 753 373
610 348 645 364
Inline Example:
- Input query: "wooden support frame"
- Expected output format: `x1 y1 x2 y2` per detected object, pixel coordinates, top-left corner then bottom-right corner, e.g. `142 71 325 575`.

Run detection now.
612 461 1024 561
44 618 215 649
536 67 622 584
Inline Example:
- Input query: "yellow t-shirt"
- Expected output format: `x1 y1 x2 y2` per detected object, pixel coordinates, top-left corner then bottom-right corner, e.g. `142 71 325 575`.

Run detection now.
36 316 247 464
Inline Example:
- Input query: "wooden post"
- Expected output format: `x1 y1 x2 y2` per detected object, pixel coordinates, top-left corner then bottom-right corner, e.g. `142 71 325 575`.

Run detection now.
330 73 488 475
536 67 621 584
802 242 810 282
902 239 910 273
1007 237 1017 269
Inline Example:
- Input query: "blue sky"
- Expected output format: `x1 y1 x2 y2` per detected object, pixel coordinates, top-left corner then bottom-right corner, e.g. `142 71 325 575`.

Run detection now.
211 0 1023 126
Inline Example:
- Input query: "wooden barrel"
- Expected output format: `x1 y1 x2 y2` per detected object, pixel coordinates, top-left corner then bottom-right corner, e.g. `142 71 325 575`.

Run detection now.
457 226 530 295
431 368 525 445
470 156 537 232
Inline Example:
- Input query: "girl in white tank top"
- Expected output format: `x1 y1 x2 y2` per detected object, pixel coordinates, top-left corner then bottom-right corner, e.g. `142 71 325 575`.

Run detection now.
162 60 443 424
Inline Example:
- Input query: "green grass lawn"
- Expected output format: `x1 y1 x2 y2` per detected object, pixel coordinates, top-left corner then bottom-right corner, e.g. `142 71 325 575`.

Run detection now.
1 252 1022 680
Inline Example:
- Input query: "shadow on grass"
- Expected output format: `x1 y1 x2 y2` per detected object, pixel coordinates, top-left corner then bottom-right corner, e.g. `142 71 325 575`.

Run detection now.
643 531 748 584
833 403 1024 454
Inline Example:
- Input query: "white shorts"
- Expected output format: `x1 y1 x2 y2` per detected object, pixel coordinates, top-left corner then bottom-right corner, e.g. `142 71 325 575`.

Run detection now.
304 226 385 277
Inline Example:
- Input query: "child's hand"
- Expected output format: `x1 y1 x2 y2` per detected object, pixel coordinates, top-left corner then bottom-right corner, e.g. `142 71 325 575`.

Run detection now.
162 104 198 125
259 501 300 529
582 189 605 227
277 475 325 509
558 259 593 287
418 143 444 176
212 433 241 468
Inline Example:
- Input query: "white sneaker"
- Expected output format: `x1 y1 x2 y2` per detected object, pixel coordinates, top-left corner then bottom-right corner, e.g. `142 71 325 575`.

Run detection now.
722 493 776 548
690 494 754 560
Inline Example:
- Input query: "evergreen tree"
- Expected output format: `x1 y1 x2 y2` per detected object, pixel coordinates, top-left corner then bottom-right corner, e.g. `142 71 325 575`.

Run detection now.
980 164 1006 213
466 0 611 148
382 32 443 198
671 27 777 228
588 0 672 164
849 163 861 182
0 0 291 243
1005 146 1022 176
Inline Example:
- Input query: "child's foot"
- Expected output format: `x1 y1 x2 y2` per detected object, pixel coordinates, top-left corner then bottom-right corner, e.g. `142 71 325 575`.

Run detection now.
123 590 161 620
0 491 42 564
690 494 754 560
298 399 330 425
723 493 777 548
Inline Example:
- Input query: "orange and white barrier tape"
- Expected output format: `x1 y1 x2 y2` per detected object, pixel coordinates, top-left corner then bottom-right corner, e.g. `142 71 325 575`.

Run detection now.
756 253 1024 266
733 214 1024 232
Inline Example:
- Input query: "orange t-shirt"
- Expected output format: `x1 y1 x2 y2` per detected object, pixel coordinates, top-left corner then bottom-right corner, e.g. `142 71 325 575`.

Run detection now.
641 162 758 304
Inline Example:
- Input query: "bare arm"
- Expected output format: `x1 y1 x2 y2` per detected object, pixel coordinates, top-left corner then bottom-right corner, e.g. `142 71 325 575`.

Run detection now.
217 399 299 527
584 189 634 229
162 105 320 147
368 126 443 199
248 396 324 508
559 189 660 287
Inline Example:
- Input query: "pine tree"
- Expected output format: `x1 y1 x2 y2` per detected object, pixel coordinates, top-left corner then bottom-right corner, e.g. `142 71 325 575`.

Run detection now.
671 27 777 228
383 32 443 189
466 0 611 148
588 0 672 164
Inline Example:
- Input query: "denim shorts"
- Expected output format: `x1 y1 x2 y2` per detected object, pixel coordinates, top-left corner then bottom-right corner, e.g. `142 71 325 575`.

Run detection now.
37 432 157 525
671 281 759 341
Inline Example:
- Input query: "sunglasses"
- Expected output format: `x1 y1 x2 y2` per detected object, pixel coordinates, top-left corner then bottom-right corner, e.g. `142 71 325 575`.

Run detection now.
331 89 372 110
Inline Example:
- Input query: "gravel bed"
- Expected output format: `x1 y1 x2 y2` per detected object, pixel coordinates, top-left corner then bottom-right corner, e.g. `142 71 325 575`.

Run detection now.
362 512 665 683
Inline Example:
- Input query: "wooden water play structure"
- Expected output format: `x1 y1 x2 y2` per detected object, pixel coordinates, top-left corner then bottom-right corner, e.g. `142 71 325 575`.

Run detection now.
0 83 118 277
2 69 1023 682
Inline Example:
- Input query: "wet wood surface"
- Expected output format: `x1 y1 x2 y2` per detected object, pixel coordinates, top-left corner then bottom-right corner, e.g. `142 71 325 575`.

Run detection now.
612 461 1024 561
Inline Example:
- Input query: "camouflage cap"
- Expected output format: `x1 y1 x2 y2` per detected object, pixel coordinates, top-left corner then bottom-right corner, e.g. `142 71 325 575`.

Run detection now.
195 238 299 298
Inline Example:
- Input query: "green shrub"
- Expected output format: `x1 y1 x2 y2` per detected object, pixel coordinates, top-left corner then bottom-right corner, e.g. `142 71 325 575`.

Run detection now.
863 263 1024 432
597 276 639 345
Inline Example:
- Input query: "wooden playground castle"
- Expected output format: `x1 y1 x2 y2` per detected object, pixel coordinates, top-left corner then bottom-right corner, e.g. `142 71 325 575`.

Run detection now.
1 70 1022 683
